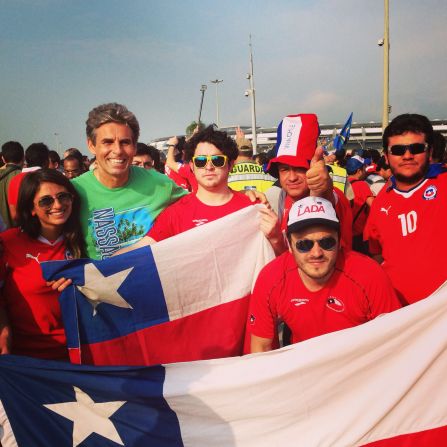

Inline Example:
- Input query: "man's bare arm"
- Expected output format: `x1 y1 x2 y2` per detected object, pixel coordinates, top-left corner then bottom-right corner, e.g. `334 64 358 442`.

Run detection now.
0 306 11 355
258 206 287 256
251 334 274 353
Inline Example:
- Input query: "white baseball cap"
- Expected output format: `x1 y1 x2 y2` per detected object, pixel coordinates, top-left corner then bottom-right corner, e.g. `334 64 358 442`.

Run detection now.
287 196 340 234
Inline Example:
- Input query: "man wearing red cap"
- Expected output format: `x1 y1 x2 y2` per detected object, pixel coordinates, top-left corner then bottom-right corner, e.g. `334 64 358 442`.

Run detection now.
248 196 400 352
266 114 353 250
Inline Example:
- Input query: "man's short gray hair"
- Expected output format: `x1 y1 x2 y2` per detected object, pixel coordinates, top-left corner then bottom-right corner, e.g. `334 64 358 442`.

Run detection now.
86 103 140 144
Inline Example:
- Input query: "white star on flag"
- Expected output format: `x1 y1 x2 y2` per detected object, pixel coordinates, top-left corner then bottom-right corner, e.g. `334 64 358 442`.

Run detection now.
77 263 134 315
44 386 126 447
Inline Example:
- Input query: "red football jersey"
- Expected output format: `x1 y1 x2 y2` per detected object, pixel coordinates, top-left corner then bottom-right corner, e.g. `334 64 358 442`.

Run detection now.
248 250 400 344
148 192 252 242
365 172 447 304
7 172 26 207
178 163 198 193
0 228 70 359
349 179 374 236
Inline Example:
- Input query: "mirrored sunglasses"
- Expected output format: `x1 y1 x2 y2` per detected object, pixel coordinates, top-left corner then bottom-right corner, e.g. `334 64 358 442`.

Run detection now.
37 192 74 209
388 143 428 156
295 236 337 253
192 155 228 168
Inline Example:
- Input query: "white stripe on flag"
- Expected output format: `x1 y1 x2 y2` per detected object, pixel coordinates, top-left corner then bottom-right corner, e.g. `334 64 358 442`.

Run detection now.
163 281 447 447
0 400 18 447
152 205 275 320
277 115 303 157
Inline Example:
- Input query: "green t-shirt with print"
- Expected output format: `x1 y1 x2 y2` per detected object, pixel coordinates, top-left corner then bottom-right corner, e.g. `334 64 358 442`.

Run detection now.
72 167 187 259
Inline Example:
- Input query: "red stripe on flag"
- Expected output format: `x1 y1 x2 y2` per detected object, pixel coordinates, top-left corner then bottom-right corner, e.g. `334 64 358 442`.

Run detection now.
77 296 250 366
361 424 447 446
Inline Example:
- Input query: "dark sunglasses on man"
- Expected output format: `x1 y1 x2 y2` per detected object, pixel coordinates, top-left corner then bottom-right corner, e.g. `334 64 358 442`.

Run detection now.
295 236 337 253
388 143 429 156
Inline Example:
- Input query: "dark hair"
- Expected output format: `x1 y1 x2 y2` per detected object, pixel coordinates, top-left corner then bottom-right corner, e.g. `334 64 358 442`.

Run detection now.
174 136 187 163
2 141 24 164
183 125 239 162
25 143 50 168
17 169 85 258
63 149 84 168
253 152 268 165
432 131 446 163
363 148 381 164
382 114 434 151
376 155 390 171
48 150 61 165
86 103 140 144
136 143 162 172
335 148 346 167
64 148 83 158
63 154 82 166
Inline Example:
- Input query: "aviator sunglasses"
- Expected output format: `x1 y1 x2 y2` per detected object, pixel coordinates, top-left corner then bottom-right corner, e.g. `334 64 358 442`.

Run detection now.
295 236 337 253
37 192 74 209
388 143 428 156
192 154 228 169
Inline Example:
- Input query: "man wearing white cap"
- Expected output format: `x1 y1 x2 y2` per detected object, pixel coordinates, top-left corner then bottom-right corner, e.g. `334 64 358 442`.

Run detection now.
265 114 353 251
248 196 400 352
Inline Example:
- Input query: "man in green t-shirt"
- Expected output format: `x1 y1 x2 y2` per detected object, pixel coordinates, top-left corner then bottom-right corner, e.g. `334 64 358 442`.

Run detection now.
72 103 187 259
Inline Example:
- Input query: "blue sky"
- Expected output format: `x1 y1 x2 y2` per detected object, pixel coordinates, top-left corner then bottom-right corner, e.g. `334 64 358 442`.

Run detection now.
0 0 445 154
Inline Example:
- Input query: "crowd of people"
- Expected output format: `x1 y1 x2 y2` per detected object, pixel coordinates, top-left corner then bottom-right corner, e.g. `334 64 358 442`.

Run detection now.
0 103 445 363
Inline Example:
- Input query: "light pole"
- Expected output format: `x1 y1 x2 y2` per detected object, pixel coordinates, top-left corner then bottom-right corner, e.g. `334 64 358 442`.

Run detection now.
380 0 390 129
197 84 207 129
210 79 223 127
244 35 257 154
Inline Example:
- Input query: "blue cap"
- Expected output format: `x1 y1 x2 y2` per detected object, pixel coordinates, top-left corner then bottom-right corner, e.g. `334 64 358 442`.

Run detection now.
346 155 365 175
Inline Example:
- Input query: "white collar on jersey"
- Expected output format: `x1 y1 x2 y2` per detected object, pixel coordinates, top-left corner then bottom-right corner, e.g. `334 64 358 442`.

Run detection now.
37 235 64 246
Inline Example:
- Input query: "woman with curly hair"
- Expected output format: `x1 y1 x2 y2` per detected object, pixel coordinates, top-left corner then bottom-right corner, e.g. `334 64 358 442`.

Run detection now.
0 168 85 360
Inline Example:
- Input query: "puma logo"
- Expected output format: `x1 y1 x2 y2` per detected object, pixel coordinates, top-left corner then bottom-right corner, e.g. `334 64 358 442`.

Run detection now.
380 206 391 216
26 253 41 264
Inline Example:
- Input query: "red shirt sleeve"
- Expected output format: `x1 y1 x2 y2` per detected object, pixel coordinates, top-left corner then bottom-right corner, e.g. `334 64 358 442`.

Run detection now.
334 188 353 250
363 204 382 255
146 206 176 242
360 256 402 315
247 265 278 340
7 173 24 207
178 164 198 193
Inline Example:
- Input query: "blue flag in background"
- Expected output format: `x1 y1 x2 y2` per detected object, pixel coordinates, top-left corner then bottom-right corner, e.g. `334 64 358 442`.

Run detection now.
333 112 353 152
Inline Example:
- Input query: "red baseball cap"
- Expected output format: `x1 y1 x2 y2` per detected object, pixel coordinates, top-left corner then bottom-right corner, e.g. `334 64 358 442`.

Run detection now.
267 113 320 173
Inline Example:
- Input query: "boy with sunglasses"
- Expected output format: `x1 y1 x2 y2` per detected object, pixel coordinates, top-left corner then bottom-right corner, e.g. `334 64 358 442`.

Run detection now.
249 196 400 353
140 126 285 255
365 113 447 305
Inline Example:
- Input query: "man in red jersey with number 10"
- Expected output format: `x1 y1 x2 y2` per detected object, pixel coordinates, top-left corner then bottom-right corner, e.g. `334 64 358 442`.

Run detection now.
365 114 447 305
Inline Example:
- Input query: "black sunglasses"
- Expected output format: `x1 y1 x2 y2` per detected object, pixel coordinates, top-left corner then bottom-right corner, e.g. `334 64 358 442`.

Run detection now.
295 236 337 253
388 143 428 156
37 192 74 209
192 155 228 168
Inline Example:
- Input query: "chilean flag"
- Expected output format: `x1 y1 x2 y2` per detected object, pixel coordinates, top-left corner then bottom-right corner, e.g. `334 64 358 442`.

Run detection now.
41 205 274 366
1 282 447 446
